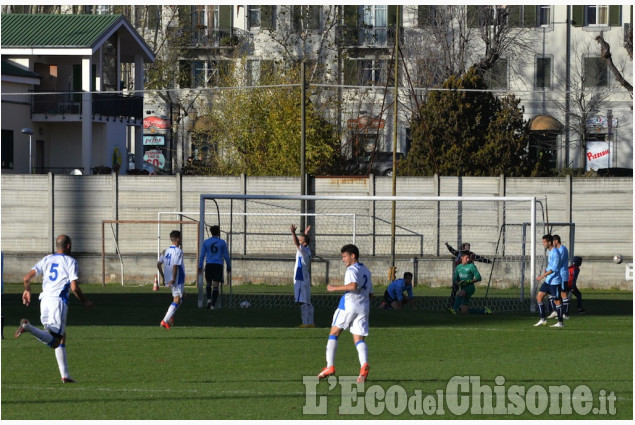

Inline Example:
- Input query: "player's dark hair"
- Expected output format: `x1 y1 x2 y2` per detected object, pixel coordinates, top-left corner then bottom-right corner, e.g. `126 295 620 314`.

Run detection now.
573 256 583 266
552 234 561 243
209 225 220 236
542 234 553 243
404 272 413 279
301 231 311 245
460 242 471 251
170 230 181 240
341 244 359 259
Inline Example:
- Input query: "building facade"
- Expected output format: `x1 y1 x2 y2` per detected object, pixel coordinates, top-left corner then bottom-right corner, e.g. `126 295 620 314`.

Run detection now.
1 5 632 175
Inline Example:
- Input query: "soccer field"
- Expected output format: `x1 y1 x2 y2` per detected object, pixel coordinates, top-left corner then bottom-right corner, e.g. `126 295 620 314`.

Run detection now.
1 283 632 420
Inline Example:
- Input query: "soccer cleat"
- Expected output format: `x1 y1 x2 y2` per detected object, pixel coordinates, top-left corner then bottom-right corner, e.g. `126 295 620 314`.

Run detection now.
447 307 456 315
550 322 564 328
168 317 175 327
577 308 587 314
317 366 335 379
547 311 558 319
61 377 76 383
563 315 569 320
357 363 370 383
533 319 547 327
484 307 492 315
14 319 29 338
206 299 212 310
160 320 171 329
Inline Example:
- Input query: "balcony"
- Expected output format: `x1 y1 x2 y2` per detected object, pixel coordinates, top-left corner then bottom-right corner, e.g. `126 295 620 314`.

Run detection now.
190 28 252 48
31 92 143 120
337 26 404 48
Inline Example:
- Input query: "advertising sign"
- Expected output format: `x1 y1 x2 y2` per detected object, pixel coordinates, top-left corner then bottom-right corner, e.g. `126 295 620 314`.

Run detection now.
143 149 166 169
143 116 171 130
143 135 165 146
586 141 611 171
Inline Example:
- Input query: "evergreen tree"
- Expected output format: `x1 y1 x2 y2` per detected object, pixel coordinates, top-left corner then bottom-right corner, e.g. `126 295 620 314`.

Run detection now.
402 68 533 176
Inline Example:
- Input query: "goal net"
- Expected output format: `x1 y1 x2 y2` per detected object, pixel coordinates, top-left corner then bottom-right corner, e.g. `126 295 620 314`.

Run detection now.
198 194 547 312
101 219 200 286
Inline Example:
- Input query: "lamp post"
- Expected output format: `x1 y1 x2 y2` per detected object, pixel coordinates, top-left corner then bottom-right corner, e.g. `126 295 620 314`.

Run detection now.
21 127 34 174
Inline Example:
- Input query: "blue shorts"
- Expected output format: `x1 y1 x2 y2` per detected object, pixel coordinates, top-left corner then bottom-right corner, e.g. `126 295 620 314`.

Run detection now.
539 282 550 293
547 284 562 299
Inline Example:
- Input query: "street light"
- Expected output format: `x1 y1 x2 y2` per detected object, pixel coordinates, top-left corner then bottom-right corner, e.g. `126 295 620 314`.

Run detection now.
21 127 34 174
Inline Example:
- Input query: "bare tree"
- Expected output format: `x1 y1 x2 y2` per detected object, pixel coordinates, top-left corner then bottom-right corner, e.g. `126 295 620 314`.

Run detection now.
550 39 620 169
595 31 633 96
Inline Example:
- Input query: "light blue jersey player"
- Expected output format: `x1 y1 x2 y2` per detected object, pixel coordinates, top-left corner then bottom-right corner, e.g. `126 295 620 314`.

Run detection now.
158 230 185 329
198 225 231 309
534 234 564 327
318 244 373 384
553 234 570 318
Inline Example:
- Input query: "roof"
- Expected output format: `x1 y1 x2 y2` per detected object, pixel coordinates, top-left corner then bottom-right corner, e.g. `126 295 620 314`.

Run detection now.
1 13 155 63
1 14 122 48
1 60 41 78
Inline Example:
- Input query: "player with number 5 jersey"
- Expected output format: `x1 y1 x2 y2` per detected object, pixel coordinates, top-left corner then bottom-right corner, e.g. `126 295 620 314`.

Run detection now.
16 234 94 383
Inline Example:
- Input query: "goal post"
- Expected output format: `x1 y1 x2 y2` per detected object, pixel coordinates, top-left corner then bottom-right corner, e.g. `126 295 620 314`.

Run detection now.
101 219 200 286
198 194 545 312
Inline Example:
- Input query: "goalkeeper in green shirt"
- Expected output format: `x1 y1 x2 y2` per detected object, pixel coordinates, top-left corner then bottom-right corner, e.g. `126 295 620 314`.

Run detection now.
451 252 491 314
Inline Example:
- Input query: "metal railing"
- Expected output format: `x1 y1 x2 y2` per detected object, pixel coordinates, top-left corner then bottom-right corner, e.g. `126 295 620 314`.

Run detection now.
337 26 404 47
31 92 143 119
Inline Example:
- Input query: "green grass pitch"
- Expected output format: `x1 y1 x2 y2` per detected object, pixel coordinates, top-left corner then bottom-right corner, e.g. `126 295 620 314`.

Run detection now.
1 283 632 420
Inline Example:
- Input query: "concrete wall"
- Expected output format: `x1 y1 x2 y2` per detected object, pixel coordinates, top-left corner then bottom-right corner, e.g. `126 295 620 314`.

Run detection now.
1 173 632 290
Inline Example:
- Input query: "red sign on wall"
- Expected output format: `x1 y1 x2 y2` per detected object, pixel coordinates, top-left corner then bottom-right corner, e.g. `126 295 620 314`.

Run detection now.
143 116 171 130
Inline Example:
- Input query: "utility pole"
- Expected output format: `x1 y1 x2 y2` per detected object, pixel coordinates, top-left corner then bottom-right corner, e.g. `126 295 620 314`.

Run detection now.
300 60 307 230
389 6 400 282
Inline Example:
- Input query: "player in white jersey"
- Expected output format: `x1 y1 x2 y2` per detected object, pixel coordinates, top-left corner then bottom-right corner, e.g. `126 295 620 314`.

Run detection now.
157 230 185 329
15 234 94 383
317 244 373 383
291 224 314 327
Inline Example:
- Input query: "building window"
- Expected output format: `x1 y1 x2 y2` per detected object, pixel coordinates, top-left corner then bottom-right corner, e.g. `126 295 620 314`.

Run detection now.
586 5 609 26
584 57 608 87
535 57 552 89
193 61 210 87
246 60 274 85
417 6 442 27
361 60 382 86
344 59 388 86
249 5 275 30
1 129 14 169
538 6 551 26
248 5 261 27
293 5 320 31
483 59 508 90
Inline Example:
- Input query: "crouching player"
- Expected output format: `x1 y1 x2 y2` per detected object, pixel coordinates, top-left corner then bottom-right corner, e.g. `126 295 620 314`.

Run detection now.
380 272 414 310
450 252 491 315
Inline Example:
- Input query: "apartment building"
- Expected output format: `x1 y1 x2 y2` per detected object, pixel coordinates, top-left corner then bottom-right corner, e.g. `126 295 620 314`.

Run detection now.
2 5 632 174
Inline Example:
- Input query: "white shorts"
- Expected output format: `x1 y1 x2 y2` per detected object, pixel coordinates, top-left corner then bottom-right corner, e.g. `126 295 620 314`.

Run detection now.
39 296 68 336
294 280 311 304
171 282 185 298
331 308 369 336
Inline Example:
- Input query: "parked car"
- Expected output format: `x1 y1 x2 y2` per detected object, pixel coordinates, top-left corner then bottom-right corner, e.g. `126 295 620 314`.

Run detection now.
347 152 405 176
